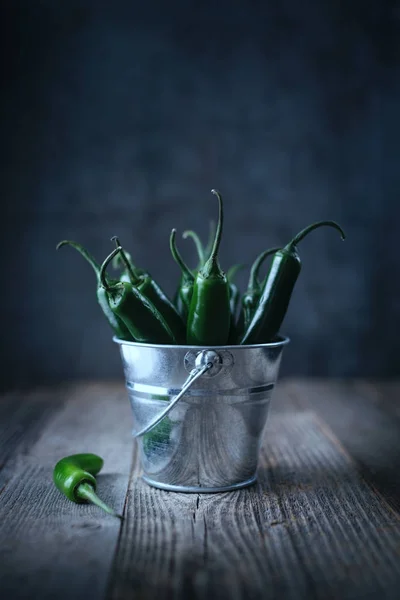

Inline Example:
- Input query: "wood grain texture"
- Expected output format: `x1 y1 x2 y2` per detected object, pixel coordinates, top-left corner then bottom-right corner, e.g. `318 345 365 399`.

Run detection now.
1 380 400 600
288 379 400 513
0 386 70 491
0 382 133 600
108 382 400 600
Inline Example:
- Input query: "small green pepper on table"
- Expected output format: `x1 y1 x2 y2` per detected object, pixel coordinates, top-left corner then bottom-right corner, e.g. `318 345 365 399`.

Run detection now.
53 453 121 518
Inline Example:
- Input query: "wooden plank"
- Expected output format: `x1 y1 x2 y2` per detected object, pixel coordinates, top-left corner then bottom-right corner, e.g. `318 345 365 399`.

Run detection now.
354 380 400 419
0 386 70 491
108 382 400 600
0 382 133 600
288 379 400 514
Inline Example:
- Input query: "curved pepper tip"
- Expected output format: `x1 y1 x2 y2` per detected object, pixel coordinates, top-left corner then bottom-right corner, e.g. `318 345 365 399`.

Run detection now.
99 246 123 290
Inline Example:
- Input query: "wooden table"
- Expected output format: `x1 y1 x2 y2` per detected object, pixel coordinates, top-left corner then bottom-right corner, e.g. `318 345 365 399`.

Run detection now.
1 380 400 600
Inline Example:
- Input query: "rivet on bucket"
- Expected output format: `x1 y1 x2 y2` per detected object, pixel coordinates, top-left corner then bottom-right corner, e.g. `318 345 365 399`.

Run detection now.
114 337 289 493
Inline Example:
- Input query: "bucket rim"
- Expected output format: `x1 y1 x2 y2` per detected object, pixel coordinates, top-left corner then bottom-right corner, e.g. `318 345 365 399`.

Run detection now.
113 334 290 350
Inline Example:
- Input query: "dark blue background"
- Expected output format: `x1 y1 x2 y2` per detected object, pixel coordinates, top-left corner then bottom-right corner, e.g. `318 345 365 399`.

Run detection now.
2 0 399 388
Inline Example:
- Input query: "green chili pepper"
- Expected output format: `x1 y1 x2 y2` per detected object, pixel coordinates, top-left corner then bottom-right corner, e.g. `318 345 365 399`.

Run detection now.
111 236 186 343
173 229 203 310
170 229 195 319
226 263 245 318
187 189 231 346
173 223 215 310
111 243 147 282
56 240 133 341
240 247 281 333
226 263 245 344
182 230 206 270
53 453 121 518
240 221 346 345
100 247 176 344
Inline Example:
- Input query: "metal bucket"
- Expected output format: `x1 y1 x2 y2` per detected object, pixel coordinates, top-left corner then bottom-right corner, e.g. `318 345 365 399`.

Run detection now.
114 337 289 493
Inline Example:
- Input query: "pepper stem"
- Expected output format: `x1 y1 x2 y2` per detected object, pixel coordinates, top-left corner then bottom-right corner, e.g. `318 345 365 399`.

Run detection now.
182 230 205 268
226 263 245 284
170 229 194 282
287 221 346 249
99 246 123 291
77 482 122 519
204 219 216 260
111 236 140 284
207 189 223 263
56 241 100 278
248 247 281 291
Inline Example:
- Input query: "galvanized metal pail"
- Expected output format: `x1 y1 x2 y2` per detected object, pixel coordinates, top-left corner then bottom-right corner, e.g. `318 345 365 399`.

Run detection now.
114 337 289 493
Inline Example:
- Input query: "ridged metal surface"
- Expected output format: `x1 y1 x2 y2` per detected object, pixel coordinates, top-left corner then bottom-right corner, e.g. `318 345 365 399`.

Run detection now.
115 338 289 492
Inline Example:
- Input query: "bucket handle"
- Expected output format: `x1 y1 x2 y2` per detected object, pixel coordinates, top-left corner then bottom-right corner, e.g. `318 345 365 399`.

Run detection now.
133 351 216 438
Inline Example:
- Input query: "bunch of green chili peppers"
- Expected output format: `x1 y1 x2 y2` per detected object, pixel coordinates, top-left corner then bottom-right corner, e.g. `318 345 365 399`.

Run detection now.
57 189 345 346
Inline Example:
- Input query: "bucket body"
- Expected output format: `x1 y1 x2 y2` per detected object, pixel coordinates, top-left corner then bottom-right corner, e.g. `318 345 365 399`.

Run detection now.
115 338 289 493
